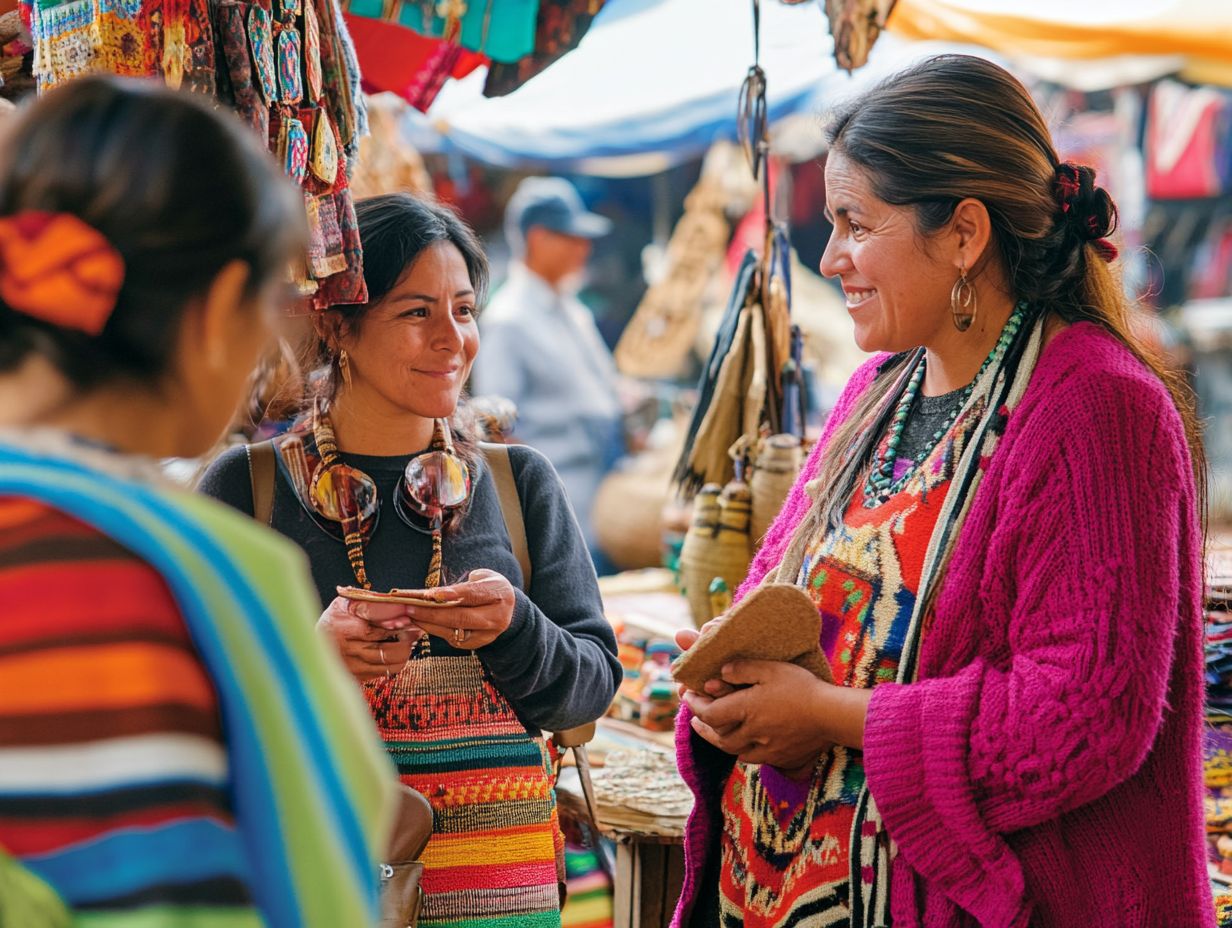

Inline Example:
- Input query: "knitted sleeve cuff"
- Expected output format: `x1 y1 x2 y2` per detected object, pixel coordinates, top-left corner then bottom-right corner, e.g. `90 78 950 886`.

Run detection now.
864 671 1030 927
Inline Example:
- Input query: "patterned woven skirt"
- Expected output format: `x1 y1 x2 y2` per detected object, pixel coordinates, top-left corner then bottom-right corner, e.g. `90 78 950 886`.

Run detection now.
367 651 564 928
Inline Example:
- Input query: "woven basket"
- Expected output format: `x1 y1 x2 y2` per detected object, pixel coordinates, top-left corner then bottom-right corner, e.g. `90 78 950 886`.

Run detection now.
750 434 804 545
680 481 754 627
679 485 723 627
592 469 671 571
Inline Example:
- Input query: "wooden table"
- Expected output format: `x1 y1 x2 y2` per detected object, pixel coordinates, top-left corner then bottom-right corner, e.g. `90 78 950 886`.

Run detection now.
557 766 686 928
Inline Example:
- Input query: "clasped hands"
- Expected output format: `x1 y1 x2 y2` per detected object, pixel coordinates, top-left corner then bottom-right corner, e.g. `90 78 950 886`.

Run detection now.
675 620 871 779
317 568 516 682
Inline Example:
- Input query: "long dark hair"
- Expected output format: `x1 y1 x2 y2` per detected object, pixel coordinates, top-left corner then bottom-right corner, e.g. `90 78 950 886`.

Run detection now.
809 54 1205 525
0 75 304 388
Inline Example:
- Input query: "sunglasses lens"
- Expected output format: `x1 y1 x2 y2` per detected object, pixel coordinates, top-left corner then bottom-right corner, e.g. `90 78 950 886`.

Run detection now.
404 452 471 517
310 464 379 524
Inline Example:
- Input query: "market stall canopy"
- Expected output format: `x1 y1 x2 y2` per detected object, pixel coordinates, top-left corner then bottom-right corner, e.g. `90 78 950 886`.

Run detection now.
420 0 987 176
342 0 608 109
887 0 1232 89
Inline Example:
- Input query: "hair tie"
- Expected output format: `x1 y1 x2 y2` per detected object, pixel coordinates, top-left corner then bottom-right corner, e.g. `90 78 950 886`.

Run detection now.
1054 163 1082 214
0 211 125 335
1053 162 1119 264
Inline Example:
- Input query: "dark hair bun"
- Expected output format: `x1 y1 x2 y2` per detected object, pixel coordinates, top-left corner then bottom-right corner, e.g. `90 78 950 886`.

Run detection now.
1054 162 1118 243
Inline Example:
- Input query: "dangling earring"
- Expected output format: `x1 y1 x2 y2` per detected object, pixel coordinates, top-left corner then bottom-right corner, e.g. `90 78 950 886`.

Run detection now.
338 349 353 390
950 266 977 332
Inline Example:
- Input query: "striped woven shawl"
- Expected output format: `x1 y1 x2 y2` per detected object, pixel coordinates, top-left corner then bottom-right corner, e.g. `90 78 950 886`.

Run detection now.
0 435 397 927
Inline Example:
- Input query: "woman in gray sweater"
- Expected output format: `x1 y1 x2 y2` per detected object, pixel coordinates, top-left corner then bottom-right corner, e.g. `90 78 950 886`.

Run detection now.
200 193 619 928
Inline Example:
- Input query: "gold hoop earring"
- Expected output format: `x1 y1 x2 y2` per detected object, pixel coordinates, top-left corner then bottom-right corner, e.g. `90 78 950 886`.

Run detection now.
950 268 977 332
338 349 353 390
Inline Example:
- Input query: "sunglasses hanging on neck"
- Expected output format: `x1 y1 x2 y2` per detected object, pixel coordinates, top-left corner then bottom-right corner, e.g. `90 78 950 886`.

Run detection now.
277 400 472 589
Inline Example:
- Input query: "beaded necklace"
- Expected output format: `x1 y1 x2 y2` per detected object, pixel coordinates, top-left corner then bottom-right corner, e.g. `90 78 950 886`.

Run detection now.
863 302 1027 506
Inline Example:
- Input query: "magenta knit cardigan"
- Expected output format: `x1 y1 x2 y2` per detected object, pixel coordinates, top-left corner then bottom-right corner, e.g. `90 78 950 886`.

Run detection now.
672 322 1213 928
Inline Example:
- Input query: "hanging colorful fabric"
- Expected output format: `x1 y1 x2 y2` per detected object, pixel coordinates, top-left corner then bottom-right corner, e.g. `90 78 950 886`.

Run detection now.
483 0 606 98
280 0 302 17
31 0 95 91
179 0 219 96
303 0 324 100
248 3 277 104
219 0 270 137
277 26 305 105
311 183 368 309
283 116 310 184
311 108 340 185
307 192 349 278
95 0 153 78
161 13 188 89
406 0 537 64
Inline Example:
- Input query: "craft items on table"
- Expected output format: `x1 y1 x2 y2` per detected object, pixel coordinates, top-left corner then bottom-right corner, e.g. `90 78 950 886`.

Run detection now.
749 433 803 543
1205 535 1232 877
21 0 370 311
602 574 690 734
610 629 681 733
587 748 693 837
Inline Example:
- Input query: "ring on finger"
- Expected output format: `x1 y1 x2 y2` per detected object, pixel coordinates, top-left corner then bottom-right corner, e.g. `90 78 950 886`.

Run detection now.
453 627 471 647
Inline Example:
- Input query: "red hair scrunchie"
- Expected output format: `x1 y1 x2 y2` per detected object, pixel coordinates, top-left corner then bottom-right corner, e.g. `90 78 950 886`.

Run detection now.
0 211 125 335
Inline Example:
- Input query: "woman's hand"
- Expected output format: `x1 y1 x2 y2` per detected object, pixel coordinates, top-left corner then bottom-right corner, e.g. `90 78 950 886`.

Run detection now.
682 660 871 776
404 569 516 650
674 617 739 699
317 596 419 683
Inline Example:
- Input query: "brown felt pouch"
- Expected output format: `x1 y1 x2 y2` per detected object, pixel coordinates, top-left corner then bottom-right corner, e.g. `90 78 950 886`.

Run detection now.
671 583 833 692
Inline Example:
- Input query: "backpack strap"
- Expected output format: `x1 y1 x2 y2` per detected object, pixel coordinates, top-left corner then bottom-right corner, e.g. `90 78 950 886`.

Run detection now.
479 441 531 590
246 441 276 526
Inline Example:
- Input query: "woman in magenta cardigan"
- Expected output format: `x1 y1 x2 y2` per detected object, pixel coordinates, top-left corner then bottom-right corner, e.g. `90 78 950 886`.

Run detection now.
672 55 1212 928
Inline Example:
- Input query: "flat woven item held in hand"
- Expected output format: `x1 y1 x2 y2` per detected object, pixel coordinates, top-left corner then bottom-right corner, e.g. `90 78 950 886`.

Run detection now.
671 583 832 692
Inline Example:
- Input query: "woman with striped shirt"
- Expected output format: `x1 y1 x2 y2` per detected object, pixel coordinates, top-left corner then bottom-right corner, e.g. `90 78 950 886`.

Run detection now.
0 77 397 927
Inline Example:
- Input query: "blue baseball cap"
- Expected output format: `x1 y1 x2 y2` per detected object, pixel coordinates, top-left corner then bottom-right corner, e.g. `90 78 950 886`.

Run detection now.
506 177 613 243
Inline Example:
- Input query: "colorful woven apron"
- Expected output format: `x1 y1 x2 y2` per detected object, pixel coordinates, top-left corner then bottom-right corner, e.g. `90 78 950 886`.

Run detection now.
299 413 565 927
366 652 563 928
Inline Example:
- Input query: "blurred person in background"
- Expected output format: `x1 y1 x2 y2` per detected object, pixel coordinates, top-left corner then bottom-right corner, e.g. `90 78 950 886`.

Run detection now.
472 177 626 567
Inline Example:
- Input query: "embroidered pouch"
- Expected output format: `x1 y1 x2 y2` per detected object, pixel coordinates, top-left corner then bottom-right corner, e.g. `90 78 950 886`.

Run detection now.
307 193 349 278
303 0 324 100
219 1 270 137
277 26 305 105
248 3 277 105
311 187 368 309
310 108 340 185
284 116 310 184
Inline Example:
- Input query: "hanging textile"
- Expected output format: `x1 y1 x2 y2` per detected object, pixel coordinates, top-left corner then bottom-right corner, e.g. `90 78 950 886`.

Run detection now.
482 0 606 98
343 0 537 64
21 0 370 310
342 12 486 113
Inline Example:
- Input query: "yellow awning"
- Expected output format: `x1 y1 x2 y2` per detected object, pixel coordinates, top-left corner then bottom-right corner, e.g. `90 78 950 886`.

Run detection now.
887 0 1232 87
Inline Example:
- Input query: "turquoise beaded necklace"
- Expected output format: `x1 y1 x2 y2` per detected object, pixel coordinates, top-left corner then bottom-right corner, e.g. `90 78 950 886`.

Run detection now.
863 302 1028 506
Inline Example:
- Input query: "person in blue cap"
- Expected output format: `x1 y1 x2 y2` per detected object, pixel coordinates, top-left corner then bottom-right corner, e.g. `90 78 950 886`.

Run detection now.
473 177 625 568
